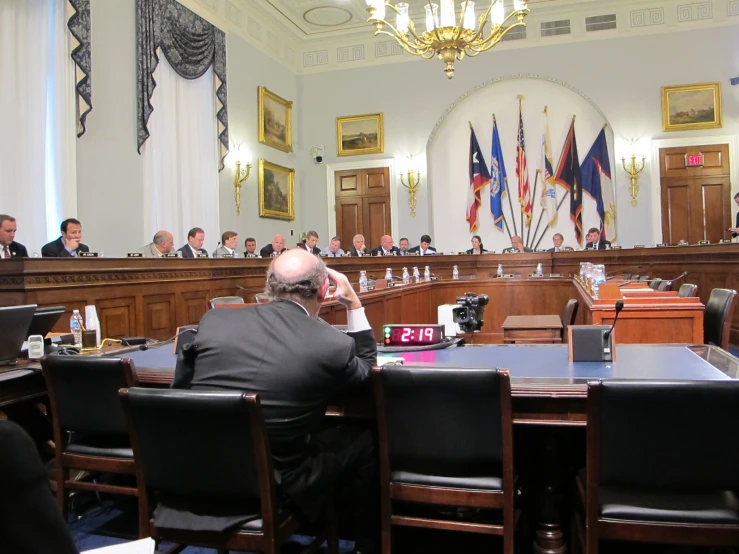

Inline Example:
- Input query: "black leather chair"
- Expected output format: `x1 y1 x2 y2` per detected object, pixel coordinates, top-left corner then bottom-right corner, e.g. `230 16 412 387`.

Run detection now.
648 278 662 290
372 366 516 554
573 380 739 554
209 295 244 308
704 288 737 351
656 280 672 292
119 388 338 554
41 356 145 536
639 275 650 281
561 299 579 342
678 283 698 297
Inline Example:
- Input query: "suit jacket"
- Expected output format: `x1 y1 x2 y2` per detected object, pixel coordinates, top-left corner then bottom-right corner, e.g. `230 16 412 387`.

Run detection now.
212 246 240 258
347 247 368 257
465 248 488 255
371 246 400 256
295 243 321 255
408 246 436 255
40 237 90 258
2 242 28 259
171 301 376 528
547 246 574 252
733 212 739 238
142 242 174 258
259 244 287 258
585 239 611 250
177 244 208 258
502 246 533 253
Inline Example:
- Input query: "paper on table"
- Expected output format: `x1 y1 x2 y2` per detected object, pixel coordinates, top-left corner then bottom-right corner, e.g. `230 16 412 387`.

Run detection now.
81 538 155 554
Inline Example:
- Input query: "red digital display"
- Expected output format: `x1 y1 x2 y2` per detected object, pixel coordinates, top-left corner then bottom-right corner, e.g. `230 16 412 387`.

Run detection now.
686 154 704 167
383 325 443 346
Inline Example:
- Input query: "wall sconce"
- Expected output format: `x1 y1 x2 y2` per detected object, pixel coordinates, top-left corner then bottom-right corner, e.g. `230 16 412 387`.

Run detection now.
621 154 645 207
233 159 251 216
400 161 421 217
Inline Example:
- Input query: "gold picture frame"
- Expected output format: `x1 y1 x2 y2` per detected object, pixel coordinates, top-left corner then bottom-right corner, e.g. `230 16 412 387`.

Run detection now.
258 86 293 152
336 113 384 156
661 82 722 132
258 159 295 221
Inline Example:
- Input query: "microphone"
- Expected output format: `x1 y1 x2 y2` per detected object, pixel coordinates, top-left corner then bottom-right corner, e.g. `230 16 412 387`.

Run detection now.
603 300 624 339
618 271 688 288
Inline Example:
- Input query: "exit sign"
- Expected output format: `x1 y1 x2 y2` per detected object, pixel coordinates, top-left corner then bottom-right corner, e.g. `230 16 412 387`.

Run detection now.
687 154 704 167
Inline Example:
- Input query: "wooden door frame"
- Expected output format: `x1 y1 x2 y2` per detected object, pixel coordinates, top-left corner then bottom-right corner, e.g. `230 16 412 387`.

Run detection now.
325 158 398 241
650 135 738 242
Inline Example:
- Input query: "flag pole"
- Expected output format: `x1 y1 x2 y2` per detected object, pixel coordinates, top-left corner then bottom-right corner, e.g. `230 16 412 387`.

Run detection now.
491 114 513 242
504 177 518 237
502 214 512 240
529 203 545 251
533 191 570 250
517 96 525 238
526 169 540 248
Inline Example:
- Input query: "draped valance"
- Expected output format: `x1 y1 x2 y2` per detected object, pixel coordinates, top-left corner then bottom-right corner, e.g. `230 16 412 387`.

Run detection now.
136 0 229 169
68 0 92 137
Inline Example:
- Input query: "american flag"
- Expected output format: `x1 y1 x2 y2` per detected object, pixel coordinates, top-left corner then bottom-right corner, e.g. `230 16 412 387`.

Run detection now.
516 108 532 227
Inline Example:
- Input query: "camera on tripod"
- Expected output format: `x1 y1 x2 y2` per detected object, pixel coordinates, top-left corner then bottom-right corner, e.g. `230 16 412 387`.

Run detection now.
452 292 490 333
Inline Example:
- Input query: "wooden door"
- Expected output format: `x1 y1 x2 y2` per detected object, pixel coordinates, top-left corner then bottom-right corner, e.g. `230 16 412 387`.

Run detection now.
660 144 730 244
335 167 391 249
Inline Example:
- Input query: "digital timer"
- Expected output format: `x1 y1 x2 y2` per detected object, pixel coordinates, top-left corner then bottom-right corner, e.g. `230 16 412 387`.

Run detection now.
383 324 444 346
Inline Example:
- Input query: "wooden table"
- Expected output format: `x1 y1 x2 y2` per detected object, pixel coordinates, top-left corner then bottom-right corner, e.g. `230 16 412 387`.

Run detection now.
502 314 563 344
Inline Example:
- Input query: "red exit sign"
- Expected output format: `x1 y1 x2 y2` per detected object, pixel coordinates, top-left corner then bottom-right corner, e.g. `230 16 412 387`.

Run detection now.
686 154 704 167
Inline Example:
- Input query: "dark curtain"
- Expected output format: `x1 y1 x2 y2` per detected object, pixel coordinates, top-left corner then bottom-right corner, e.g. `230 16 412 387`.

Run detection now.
136 0 229 169
67 0 92 138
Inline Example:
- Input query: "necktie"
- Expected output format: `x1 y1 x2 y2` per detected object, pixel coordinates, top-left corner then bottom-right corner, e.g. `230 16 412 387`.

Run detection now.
3 245 9 258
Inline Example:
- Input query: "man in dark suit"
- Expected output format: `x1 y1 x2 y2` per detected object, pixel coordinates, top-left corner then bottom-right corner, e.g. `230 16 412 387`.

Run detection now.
408 234 437 255
371 235 400 256
502 235 532 253
347 234 367 257
296 230 321 255
547 233 574 253
177 227 208 258
730 192 739 238
584 227 611 250
0 215 28 259
260 234 287 257
173 249 378 553
41 218 90 257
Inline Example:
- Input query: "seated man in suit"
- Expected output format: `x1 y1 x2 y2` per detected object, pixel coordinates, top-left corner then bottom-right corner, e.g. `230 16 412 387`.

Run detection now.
371 235 400 256
244 237 259 257
142 230 175 257
296 230 321 255
173 249 378 554
260 234 287 257
41 218 89 257
729 192 739 238
502 235 532 253
213 231 240 258
584 227 611 250
547 233 573 253
348 234 367 257
0 215 28 259
398 237 410 256
321 236 344 257
408 234 436 255
177 227 208 258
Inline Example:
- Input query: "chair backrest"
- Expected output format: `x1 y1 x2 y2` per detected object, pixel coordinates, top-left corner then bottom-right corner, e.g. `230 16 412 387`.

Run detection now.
639 275 650 281
209 296 244 309
120 388 270 504
704 288 737 350
620 274 631 280
630 275 640 280
656 280 672 292
560 299 579 339
648 278 662 290
678 283 698 297
42 356 138 435
373 366 512 478
589 380 739 491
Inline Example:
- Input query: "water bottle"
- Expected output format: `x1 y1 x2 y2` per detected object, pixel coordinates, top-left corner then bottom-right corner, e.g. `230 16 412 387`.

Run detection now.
384 268 393 284
402 267 410 284
70 309 84 347
497 264 503 278
452 265 459 280
536 263 543 277
413 266 420 283
424 266 431 282
359 270 368 293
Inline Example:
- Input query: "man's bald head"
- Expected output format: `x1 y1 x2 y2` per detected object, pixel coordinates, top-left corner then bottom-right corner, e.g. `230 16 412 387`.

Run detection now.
272 234 285 251
267 249 328 302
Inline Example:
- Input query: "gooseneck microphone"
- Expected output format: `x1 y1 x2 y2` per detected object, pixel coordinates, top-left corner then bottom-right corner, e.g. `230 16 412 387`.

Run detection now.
618 271 688 288
603 300 624 340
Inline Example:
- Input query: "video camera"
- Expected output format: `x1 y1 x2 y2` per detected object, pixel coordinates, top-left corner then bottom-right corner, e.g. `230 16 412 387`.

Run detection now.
452 292 489 333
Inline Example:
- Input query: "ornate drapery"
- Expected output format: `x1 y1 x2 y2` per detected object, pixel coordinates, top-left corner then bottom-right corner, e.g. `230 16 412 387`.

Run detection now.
67 0 92 137
136 0 229 169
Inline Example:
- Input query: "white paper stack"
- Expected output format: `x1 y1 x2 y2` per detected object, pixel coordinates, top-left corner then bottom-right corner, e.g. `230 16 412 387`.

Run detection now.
82 537 155 554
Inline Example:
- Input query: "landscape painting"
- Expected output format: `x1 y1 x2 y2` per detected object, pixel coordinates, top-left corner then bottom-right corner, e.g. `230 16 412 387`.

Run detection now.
258 86 293 152
662 82 722 132
336 113 384 156
258 159 294 221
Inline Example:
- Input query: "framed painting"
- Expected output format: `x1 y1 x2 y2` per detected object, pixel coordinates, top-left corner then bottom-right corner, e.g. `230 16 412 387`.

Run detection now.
336 113 384 156
258 86 293 152
258 159 295 221
661 82 722 132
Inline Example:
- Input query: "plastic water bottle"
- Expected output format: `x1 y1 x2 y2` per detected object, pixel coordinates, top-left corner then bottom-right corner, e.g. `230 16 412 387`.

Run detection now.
424 266 431 282
413 267 420 283
402 267 410 284
70 309 84 347
359 270 368 293
536 263 543 277
497 264 504 278
452 265 459 280
385 268 393 284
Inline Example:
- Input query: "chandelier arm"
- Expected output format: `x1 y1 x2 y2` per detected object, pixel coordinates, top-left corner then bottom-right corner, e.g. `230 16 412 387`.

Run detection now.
477 19 524 49
375 28 433 56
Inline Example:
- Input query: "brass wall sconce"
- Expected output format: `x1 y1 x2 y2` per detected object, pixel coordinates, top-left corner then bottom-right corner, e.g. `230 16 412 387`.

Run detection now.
621 154 645 207
400 167 420 217
233 159 252 215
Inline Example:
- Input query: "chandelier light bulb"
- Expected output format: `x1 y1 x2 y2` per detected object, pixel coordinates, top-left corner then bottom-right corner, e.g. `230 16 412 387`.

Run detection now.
439 0 456 27
491 0 504 25
513 0 527 11
461 1 476 30
396 2 410 33
425 3 439 31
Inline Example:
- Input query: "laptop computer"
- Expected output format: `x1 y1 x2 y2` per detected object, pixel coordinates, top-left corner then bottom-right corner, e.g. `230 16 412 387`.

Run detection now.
0 304 38 365
28 305 66 339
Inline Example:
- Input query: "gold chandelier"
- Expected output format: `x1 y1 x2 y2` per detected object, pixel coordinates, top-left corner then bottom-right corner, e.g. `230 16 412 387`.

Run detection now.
365 0 529 79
